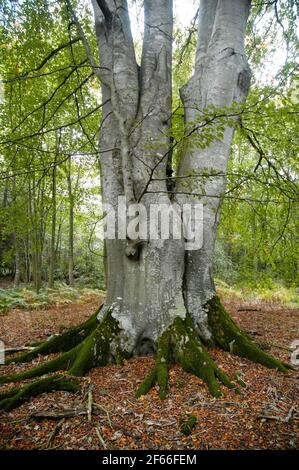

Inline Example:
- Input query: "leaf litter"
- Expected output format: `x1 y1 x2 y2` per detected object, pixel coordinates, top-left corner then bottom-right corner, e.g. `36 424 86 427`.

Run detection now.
0 295 298 450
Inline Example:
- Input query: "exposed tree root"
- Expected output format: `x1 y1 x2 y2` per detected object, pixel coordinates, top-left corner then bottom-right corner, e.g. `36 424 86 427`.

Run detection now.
0 296 292 410
0 374 80 412
0 308 120 386
136 315 238 399
5 309 100 365
206 296 293 372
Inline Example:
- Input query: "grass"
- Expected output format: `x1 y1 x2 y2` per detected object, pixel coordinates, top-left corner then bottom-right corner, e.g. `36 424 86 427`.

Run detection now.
0 283 104 315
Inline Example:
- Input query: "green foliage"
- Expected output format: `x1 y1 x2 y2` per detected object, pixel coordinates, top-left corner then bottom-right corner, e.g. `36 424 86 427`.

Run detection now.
0 284 103 314
216 279 299 308
0 0 104 290
180 414 197 436
0 288 28 313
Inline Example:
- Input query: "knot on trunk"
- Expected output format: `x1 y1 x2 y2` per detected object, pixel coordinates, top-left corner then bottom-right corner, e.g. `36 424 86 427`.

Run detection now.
124 238 145 260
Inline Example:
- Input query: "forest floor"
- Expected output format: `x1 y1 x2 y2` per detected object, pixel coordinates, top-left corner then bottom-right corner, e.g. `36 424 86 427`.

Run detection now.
0 292 298 450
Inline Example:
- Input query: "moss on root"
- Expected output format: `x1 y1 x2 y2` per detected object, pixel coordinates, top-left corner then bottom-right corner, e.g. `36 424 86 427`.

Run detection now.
0 309 124 387
172 316 237 398
136 330 172 400
136 367 157 398
137 315 238 400
206 296 292 372
4 309 100 365
0 296 293 411
68 310 122 376
0 374 80 412
0 345 81 385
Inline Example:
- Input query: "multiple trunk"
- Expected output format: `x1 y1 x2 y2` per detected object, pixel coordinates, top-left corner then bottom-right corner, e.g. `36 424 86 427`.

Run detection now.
0 0 292 411
95 0 252 351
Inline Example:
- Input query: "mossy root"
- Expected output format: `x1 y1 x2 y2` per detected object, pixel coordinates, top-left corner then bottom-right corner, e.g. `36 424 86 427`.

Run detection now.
207 296 293 372
136 329 171 399
137 315 237 399
172 316 237 398
136 367 157 398
0 309 123 388
4 309 100 366
0 345 80 384
0 374 80 412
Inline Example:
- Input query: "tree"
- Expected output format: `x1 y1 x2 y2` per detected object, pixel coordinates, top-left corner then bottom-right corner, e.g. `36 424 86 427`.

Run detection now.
0 0 293 411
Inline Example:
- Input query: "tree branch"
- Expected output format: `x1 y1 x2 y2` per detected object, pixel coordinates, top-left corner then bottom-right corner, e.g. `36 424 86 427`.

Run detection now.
65 0 109 85
12 38 80 80
95 0 112 24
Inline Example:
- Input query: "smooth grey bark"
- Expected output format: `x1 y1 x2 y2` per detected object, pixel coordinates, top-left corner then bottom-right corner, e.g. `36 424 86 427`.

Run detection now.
92 0 251 353
178 0 251 341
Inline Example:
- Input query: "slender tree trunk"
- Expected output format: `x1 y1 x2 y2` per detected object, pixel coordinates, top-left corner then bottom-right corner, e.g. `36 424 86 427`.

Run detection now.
29 175 41 293
13 233 20 287
67 156 74 287
12 178 20 287
48 154 57 288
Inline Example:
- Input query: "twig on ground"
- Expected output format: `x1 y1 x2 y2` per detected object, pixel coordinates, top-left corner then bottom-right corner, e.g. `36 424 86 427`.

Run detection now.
31 407 87 419
237 307 262 312
93 402 113 428
45 418 65 449
95 426 108 449
258 405 297 423
1 346 35 355
87 384 93 422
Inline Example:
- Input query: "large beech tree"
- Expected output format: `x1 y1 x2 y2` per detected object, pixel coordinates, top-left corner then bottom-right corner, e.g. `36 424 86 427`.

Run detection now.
0 0 292 411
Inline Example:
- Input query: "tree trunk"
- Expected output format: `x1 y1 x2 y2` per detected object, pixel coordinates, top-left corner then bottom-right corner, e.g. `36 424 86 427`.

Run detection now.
12 177 20 287
0 0 292 411
67 156 74 287
13 232 20 287
177 0 252 342
92 0 252 351
29 174 42 293
48 153 57 288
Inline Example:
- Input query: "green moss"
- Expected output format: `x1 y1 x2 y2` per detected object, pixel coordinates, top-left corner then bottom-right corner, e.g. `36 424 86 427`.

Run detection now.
171 316 235 398
4 310 100 365
0 345 80 384
180 414 197 436
0 309 126 410
136 367 157 398
206 295 292 372
136 329 172 400
136 314 236 400
68 309 121 376
0 309 123 386
155 330 171 399
0 374 80 412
